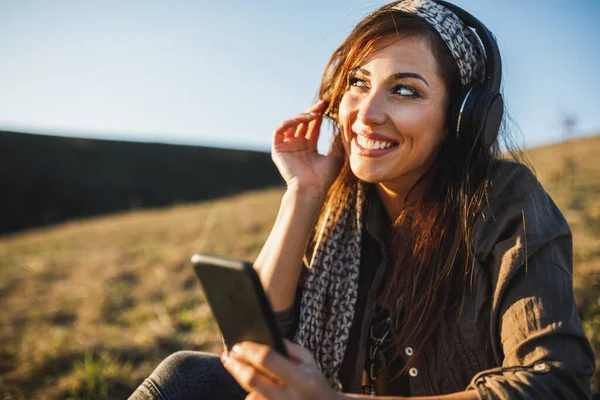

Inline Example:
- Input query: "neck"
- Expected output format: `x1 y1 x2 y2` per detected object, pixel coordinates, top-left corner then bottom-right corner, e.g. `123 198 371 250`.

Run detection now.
375 173 431 221
375 184 406 221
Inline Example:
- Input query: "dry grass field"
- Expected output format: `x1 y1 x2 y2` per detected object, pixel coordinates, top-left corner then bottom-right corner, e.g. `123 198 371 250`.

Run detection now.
1 136 599 399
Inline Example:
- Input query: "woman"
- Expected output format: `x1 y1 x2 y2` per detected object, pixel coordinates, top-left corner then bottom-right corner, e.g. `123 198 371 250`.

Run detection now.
130 0 596 399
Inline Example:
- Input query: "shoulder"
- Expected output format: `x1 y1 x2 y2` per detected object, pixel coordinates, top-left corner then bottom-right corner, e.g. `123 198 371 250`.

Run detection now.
487 159 537 206
471 159 571 263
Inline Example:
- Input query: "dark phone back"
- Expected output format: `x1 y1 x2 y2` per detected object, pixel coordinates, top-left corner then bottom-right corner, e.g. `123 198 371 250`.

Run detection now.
191 254 288 357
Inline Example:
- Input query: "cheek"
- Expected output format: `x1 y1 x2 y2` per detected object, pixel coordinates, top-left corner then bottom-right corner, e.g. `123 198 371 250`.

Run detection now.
393 105 445 141
338 93 352 117
413 122 447 161
338 93 358 142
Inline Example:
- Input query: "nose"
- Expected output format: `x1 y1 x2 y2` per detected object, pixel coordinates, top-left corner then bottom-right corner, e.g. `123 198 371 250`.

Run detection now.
356 91 386 126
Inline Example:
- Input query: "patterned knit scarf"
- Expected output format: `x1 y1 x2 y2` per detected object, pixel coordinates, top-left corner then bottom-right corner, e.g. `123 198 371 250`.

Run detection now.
293 181 367 390
292 0 486 391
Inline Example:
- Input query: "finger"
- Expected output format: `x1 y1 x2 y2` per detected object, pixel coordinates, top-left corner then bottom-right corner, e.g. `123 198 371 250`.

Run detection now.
244 392 268 400
233 342 314 390
273 139 309 153
231 342 288 381
273 113 321 138
233 343 291 385
222 352 283 399
283 125 297 139
294 121 308 138
273 124 299 146
306 114 323 143
305 118 321 152
283 339 319 366
273 130 284 145
273 125 291 145
304 99 327 113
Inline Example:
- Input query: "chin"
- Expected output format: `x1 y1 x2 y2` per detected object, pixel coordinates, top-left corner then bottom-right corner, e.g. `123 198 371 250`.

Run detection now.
349 158 390 184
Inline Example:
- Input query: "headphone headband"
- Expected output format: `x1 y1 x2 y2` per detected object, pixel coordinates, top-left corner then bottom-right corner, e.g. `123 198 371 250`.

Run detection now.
433 0 501 93
426 0 504 149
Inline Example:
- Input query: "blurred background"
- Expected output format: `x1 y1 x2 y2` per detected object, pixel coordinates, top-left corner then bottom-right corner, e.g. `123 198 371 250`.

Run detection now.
0 0 598 398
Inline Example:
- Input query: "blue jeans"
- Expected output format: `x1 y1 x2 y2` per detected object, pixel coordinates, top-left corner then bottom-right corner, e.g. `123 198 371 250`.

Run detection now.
129 351 247 400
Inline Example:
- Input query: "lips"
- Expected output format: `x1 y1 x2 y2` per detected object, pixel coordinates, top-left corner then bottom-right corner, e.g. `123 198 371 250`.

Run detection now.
356 135 396 150
352 132 399 157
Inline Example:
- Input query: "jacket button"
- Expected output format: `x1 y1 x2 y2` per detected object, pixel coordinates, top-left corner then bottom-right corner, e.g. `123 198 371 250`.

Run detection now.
409 367 418 377
405 347 413 356
533 361 549 372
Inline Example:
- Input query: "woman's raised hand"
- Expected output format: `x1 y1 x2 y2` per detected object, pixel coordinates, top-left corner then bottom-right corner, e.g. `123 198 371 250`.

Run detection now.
272 100 344 200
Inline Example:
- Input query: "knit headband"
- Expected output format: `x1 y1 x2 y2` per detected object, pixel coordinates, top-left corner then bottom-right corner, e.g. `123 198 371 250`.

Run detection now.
393 0 486 86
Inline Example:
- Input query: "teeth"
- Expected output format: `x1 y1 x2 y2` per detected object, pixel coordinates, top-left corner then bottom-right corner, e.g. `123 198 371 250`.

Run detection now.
356 135 395 150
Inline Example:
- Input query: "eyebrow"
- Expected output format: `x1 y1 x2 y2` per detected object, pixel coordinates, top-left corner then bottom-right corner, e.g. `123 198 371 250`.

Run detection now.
353 67 430 87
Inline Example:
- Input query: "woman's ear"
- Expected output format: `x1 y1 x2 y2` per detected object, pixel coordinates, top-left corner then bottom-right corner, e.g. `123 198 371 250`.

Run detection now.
441 124 451 141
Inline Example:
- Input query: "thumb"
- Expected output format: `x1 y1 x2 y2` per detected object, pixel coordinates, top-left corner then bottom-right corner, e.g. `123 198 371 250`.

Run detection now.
284 339 318 367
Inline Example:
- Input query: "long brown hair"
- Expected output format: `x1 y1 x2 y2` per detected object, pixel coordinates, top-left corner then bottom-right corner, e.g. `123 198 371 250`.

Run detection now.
313 4 526 375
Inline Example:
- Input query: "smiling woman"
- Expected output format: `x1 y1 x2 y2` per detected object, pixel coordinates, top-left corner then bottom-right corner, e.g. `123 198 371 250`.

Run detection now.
130 1 595 399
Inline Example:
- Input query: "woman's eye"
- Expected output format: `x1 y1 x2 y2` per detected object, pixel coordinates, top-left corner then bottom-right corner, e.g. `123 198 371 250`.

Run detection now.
393 85 419 98
349 77 367 89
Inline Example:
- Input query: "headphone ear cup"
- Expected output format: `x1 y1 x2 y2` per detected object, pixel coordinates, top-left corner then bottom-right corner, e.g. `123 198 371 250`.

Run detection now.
469 85 491 139
454 83 485 141
481 93 504 149
451 84 503 149
469 88 504 149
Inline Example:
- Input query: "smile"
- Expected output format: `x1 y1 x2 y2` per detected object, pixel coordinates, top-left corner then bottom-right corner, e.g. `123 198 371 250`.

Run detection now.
354 134 398 157
356 135 396 150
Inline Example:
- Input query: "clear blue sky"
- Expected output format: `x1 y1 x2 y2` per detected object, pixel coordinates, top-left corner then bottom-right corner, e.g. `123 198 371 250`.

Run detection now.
0 0 598 152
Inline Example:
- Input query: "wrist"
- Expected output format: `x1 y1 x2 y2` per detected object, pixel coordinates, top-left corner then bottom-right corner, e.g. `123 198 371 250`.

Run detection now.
284 182 327 207
282 185 325 230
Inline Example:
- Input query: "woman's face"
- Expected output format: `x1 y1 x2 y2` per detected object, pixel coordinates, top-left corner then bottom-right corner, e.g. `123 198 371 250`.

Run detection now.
339 34 450 192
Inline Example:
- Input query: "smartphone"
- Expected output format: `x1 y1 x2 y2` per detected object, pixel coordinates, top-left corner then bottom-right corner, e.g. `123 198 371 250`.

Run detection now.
191 253 289 358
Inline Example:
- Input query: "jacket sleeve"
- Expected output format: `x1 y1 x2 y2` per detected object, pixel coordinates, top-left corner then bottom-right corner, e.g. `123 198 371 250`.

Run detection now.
468 170 596 399
273 284 303 339
272 259 309 340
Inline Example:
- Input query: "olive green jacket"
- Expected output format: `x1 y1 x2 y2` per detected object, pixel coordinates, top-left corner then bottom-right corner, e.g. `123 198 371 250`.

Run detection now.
274 160 596 399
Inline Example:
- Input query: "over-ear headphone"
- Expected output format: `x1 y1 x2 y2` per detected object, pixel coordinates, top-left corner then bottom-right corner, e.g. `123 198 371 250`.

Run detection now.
434 0 504 149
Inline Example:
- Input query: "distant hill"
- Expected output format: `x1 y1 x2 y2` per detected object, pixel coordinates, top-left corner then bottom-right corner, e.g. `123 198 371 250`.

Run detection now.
0 131 283 235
